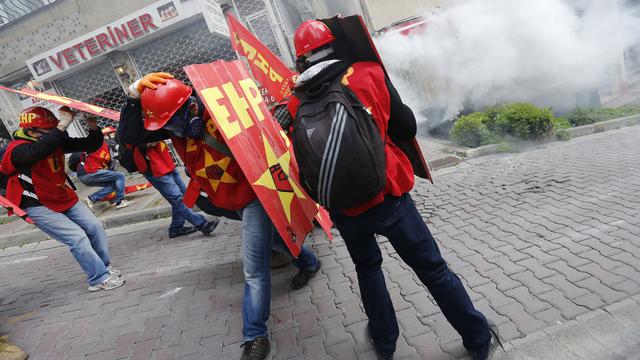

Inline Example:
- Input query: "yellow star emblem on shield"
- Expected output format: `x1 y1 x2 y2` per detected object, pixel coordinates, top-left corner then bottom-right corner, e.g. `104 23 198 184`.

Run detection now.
196 151 237 191
145 109 154 119
253 134 306 222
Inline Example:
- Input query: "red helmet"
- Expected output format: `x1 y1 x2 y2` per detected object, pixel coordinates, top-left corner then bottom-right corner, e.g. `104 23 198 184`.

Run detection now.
294 20 336 58
101 126 116 135
140 78 192 131
18 107 58 129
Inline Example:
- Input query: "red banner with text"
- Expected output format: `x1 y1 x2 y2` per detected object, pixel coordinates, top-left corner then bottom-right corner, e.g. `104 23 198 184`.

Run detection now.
226 14 296 103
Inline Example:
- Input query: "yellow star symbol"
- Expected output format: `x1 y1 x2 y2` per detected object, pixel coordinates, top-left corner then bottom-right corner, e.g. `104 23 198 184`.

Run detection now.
145 109 154 118
253 134 306 222
196 151 237 191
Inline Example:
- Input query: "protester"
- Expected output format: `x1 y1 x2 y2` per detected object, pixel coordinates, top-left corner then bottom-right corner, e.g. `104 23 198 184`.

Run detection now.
0 106 124 291
119 73 320 360
77 125 129 209
283 20 501 360
132 137 218 239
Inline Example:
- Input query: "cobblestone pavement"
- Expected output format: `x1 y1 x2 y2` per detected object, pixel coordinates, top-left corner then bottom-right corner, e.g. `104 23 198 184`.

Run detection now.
1 126 639 360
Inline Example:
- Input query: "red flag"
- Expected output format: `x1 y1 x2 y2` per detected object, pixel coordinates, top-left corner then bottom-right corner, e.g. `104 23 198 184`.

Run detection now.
98 182 153 203
0 85 120 121
184 60 329 256
0 194 34 224
226 14 296 103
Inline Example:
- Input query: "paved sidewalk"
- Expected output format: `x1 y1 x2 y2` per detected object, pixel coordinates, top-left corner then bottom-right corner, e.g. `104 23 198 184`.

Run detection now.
0 126 639 359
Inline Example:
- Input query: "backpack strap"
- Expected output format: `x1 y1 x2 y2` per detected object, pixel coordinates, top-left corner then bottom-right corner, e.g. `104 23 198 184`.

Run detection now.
203 133 233 158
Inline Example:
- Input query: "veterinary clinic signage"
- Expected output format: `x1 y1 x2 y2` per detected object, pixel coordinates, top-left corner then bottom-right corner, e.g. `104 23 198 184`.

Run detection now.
26 0 185 81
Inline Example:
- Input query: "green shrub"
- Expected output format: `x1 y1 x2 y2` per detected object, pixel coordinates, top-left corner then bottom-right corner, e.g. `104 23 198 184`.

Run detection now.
556 129 570 141
450 112 498 148
485 103 554 140
566 108 601 126
552 117 571 130
566 105 640 126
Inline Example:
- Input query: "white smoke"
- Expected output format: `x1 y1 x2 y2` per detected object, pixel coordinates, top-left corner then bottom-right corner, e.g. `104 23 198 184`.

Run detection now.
375 0 640 130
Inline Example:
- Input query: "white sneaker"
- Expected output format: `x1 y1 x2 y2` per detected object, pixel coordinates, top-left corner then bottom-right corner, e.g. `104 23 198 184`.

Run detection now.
107 266 121 277
88 275 125 292
115 200 130 209
85 197 94 210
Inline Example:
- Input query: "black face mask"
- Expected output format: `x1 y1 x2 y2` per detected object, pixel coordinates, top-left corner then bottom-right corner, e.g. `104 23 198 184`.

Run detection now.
164 96 198 137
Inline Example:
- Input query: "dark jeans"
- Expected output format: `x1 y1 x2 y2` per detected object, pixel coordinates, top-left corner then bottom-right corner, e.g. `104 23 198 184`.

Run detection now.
330 194 490 357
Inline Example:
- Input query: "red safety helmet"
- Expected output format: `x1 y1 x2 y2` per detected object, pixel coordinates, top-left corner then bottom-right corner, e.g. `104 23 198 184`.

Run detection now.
140 78 192 130
101 126 117 135
18 107 58 129
294 20 336 58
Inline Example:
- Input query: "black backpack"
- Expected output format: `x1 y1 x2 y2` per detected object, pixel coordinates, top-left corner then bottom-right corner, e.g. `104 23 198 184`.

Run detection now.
115 128 138 173
293 76 386 209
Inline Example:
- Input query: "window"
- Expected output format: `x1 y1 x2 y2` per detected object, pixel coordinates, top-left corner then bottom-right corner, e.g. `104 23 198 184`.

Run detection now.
0 0 56 27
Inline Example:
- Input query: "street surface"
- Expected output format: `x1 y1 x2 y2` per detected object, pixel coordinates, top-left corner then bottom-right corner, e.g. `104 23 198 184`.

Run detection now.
1 126 639 359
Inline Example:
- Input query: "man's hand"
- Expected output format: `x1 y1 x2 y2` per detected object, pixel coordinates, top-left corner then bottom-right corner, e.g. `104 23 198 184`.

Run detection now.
57 106 76 131
85 116 98 131
129 72 174 98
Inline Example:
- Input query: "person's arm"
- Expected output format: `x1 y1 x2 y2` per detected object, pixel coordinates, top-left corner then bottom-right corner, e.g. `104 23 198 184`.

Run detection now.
11 129 67 167
62 128 103 153
385 76 417 141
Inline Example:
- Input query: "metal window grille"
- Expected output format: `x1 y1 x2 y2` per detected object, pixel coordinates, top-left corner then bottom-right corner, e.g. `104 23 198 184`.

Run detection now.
130 21 235 86
0 0 56 27
54 61 126 131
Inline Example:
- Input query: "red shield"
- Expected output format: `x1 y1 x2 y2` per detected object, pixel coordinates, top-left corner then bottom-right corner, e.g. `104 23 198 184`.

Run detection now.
184 60 329 255
99 182 153 203
0 194 34 224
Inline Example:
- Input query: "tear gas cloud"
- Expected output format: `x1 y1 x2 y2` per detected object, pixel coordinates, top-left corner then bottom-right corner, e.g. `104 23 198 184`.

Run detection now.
375 0 640 129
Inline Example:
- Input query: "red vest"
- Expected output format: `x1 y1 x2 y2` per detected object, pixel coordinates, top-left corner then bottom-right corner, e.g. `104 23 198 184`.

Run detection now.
0 140 78 212
174 112 256 211
288 61 415 215
82 140 111 173
133 141 175 177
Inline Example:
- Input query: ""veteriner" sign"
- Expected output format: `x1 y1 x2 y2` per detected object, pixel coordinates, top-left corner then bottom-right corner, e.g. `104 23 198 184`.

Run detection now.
26 0 185 81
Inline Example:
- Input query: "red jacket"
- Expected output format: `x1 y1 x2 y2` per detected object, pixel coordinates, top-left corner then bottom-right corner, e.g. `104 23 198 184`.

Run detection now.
82 140 111 173
134 141 175 177
288 61 415 215
1 140 77 212
175 111 256 211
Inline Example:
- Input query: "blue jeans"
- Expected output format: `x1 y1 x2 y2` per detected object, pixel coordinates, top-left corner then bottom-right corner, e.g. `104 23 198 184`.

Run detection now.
26 202 110 286
77 167 125 203
144 169 207 234
240 200 318 341
330 194 490 357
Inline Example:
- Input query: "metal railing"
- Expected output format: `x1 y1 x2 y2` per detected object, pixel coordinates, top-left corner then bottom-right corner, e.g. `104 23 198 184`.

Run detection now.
0 0 56 27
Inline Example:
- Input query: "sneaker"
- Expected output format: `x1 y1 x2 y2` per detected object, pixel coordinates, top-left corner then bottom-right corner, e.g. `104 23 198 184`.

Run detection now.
169 226 198 239
88 275 125 292
0 337 27 360
107 266 121 278
85 197 94 210
200 218 220 236
365 322 394 360
468 321 503 360
115 200 130 209
290 259 321 290
240 337 270 360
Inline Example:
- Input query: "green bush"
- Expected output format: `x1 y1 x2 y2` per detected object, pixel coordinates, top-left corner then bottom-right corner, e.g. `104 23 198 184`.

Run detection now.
485 103 554 140
566 105 640 126
552 117 571 130
450 112 498 148
566 108 601 126
556 129 570 141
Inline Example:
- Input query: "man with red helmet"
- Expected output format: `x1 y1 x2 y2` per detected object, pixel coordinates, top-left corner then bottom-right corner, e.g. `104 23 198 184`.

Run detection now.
283 20 500 360
119 73 320 360
76 121 129 209
0 106 124 291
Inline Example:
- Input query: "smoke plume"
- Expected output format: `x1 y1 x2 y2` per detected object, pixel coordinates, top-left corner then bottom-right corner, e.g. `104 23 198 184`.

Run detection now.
375 0 640 130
